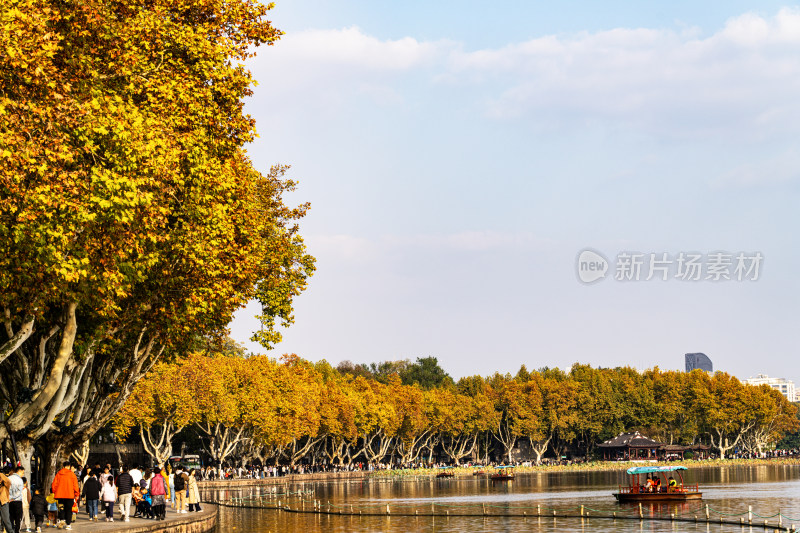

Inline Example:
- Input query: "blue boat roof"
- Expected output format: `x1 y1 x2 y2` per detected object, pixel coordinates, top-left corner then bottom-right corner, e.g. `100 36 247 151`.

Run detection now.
494 465 515 469
626 465 688 475
437 466 454 469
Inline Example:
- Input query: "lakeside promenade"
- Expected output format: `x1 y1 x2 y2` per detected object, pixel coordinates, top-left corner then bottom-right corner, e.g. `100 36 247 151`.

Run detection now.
46 506 216 533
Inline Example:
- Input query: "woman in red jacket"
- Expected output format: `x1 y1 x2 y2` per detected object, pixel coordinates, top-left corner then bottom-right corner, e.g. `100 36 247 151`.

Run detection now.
148 468 168 521
50 462 80 530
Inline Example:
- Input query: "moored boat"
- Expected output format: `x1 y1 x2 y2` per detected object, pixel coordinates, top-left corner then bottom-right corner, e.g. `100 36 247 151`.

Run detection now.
614 465 702 502
490 465 515 481
436 466 455 478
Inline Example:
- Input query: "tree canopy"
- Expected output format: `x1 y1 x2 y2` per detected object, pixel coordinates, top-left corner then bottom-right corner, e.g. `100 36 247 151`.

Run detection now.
0 0 313 481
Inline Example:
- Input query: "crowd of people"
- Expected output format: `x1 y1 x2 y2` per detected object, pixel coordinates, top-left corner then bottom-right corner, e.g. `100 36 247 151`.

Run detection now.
0 461 204 532
732 448 800 459
201 448 800 480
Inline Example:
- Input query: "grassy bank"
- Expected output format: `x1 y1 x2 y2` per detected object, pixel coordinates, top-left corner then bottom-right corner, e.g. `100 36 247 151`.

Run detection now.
367 457 800 479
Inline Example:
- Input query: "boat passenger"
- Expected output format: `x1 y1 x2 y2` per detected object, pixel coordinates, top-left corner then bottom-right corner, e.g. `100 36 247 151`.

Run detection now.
654 476 661 492
668 476 677 492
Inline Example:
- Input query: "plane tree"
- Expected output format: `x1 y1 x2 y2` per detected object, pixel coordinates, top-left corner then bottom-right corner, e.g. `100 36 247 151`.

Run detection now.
0 0 313 483
113 360 197 465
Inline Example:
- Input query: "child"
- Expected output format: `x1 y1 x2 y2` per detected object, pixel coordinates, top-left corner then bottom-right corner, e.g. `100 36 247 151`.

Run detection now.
142 489 154 519
100 476 117 522
30 488 47 533
132 484 143 518
45 492 57 528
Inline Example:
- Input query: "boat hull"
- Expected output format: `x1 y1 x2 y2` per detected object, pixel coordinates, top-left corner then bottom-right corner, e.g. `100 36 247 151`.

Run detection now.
614 492 702 502
490 475 515 481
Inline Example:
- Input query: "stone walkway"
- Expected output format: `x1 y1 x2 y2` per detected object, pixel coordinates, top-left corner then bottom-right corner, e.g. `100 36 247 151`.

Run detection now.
36 504 216 533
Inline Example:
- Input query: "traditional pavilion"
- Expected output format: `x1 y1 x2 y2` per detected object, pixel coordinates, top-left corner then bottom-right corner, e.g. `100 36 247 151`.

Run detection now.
599 432 713 461
598 431 663 461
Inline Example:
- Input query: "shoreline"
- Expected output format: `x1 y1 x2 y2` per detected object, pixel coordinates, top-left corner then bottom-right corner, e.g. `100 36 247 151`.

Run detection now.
48 504 217 533
196 457 800 488
367 457 800 478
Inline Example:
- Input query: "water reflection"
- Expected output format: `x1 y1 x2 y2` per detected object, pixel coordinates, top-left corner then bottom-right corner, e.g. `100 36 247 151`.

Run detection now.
205 464 800 533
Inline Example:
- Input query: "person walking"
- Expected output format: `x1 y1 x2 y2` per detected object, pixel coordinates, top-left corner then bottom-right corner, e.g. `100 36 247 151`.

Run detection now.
186 470 201 512
148 468 167 520
0 467 13 533
81 472 101 522
128 466 142 488
173 467 187 513
99 477 116 522
116 466 134 521
158 465 170 509
20 477 30 533
8 467 23 533
167 466 175 508
29 488 46 533
50 463 79 531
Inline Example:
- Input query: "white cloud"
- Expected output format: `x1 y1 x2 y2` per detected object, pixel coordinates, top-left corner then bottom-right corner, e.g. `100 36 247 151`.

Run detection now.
249 9 800 137
464 9 800 134
277 26 443 70
249 27 451 110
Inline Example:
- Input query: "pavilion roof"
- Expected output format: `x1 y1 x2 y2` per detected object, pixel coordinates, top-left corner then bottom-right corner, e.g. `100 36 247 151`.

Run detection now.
597 431 664 448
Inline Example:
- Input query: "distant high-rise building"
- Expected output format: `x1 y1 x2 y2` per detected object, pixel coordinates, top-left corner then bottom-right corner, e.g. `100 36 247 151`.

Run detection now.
685 352 713 373
743 374 797 402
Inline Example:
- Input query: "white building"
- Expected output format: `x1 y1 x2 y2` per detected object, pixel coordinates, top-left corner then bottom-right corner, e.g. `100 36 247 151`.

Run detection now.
743 374 797 402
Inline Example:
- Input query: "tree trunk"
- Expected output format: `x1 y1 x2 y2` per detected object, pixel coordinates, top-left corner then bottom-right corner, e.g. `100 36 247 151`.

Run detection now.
70 440 91 468
13 439 35 485
529 435 552 465
40 439 67 491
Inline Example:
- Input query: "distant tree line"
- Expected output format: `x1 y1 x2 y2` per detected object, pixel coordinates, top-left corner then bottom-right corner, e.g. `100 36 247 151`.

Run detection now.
112 347 799 467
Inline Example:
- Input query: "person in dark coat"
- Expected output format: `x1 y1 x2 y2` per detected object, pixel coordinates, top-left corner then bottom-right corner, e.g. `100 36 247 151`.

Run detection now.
81 472 102 521
30 488 47 532
115 467 134 522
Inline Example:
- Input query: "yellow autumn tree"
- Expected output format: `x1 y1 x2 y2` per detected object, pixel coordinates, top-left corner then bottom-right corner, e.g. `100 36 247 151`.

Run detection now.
0 0 314 482
113 361 198 465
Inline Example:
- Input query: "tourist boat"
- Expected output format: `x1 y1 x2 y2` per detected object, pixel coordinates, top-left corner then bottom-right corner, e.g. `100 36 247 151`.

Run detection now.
436 466 455 478
614 465 702 502
472 466 486 476
490 465 515 481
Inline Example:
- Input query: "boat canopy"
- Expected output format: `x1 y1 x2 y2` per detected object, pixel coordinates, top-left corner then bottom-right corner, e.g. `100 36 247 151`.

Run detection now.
494 465 515 469
437 466 454 469
626 465 688 475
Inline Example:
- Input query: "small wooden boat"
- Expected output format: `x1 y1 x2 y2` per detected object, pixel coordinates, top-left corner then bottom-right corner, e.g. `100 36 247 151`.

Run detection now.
435 466 455 478
490 465 515 481
614 465 702 502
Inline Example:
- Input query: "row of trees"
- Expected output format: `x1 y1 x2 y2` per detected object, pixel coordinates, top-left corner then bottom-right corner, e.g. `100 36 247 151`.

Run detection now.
113 350 799 467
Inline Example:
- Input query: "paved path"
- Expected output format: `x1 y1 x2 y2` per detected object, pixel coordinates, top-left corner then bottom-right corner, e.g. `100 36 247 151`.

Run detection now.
41 505 216 533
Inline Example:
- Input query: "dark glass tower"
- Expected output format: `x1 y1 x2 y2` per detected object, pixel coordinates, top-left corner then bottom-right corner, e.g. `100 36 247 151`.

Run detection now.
685 352 713 372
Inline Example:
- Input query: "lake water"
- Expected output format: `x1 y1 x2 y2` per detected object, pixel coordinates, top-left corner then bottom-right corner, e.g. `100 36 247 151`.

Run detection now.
206 464 800 532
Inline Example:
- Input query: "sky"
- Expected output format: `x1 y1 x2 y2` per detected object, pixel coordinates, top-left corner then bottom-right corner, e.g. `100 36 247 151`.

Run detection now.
229 1 800 383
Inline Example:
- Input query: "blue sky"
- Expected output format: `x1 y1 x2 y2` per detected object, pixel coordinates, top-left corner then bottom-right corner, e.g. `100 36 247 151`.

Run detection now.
230 1 800 383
